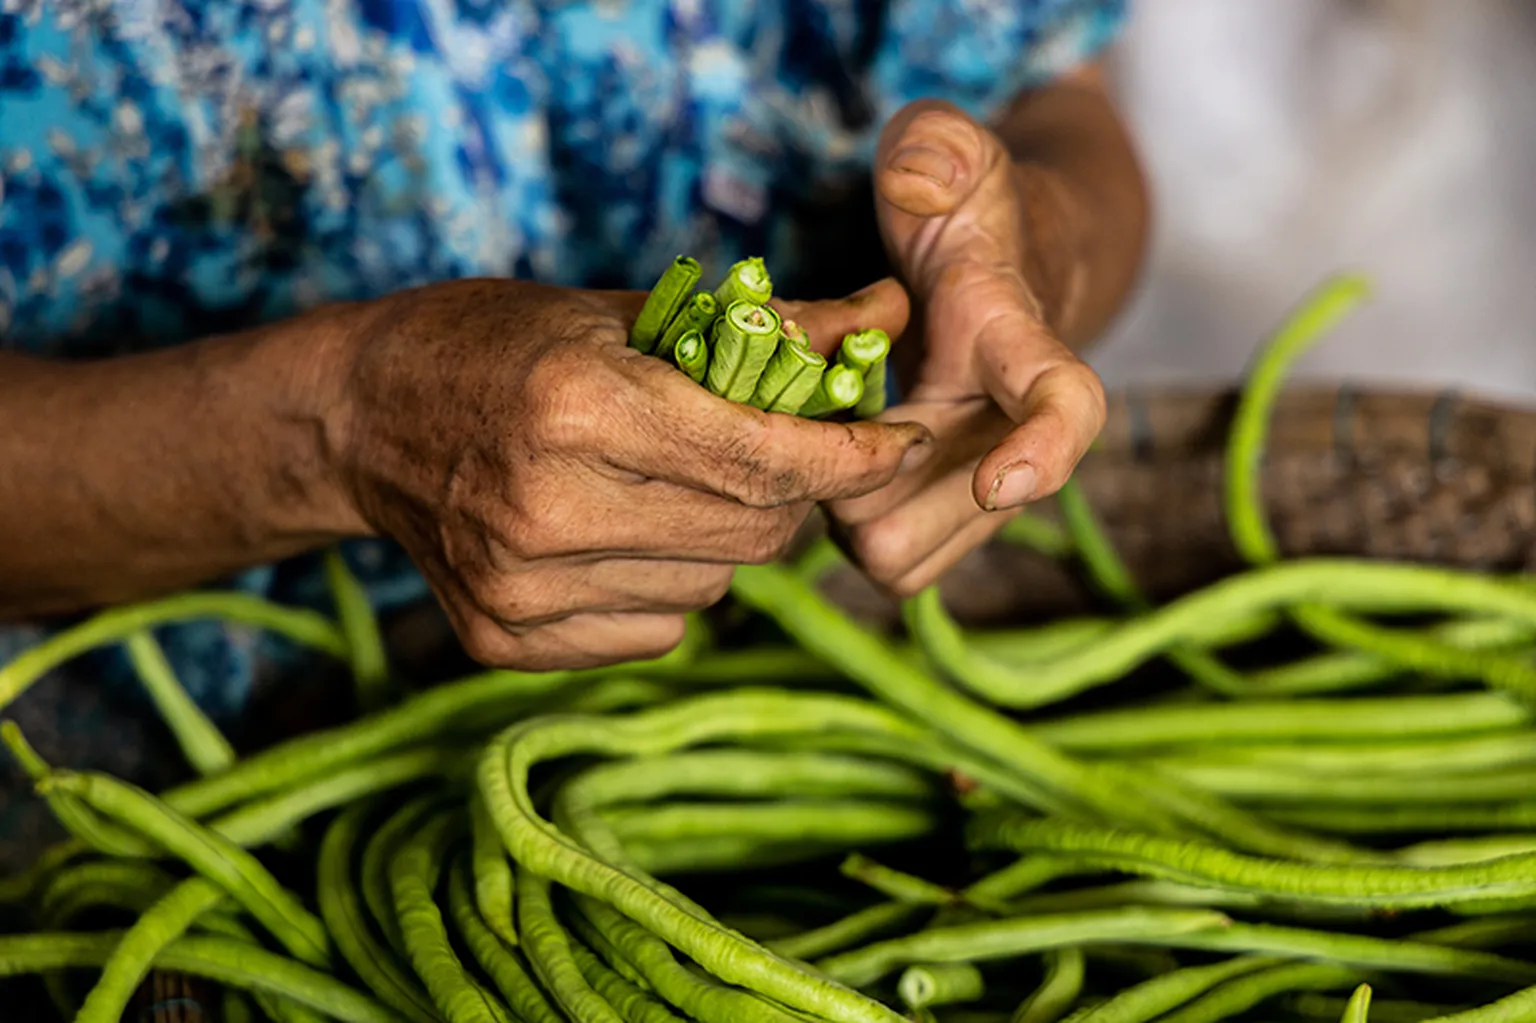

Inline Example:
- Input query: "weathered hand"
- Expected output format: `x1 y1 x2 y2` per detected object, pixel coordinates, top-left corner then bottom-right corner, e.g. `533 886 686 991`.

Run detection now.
831 100 1108 595
334 279 929 669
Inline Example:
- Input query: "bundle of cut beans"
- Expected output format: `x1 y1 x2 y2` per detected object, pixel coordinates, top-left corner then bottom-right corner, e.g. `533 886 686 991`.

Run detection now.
7 275 1536 1022
628 256 889 419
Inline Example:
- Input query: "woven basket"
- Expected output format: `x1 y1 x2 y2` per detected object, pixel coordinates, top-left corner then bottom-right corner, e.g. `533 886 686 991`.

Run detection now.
821 385 1536 628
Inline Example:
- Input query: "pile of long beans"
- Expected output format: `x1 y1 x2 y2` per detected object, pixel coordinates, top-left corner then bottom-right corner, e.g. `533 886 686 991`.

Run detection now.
5 274 1536 1022
628 256 889 418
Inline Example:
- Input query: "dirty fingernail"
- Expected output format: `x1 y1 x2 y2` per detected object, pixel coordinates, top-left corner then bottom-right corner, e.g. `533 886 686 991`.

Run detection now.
889 145 956 187
986 464 1038 511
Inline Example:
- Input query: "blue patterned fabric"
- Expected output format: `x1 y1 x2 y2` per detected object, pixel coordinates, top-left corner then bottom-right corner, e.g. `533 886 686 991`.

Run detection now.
0 0 1124 724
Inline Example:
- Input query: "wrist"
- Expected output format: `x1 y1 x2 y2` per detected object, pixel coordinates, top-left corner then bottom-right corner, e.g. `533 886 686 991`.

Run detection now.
234 299 377 540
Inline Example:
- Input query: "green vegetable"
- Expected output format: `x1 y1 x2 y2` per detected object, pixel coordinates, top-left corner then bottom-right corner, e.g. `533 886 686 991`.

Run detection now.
796 364 865 418
712 257 773 308
671 328 709 384
630 256 703 354
836 328 891 418
752 339 827 413
655 291 720 360
898 962 986 1009
706 301 782 403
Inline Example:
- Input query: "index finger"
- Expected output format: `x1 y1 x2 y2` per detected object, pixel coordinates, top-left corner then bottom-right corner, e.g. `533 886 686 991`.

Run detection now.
609 358 933 508
972 320 1105 511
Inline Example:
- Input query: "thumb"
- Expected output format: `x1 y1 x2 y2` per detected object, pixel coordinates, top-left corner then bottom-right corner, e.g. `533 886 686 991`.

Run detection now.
875 100 1003 220
771 278 912 357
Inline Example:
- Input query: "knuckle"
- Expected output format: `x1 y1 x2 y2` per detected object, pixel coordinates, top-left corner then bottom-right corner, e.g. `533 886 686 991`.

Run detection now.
717 417 802 508
456 617 520 668
500 494 582 561
849 518 920 587
738 510 802 564
477 574 560 628
523 348 621 452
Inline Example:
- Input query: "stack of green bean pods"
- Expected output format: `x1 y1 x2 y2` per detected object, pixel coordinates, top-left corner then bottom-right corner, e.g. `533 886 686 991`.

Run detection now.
628 256 892 418
8 273 1536 1021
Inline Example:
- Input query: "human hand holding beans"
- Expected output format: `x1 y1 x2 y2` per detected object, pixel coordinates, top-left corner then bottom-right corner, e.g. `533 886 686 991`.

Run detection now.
828 99 1111 596
333 279 930 670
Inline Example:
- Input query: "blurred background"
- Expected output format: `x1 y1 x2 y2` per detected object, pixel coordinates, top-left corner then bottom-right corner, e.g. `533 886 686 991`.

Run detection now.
1093 0 1536 402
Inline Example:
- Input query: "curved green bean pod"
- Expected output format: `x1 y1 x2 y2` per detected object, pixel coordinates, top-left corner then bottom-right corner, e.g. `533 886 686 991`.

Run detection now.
164 666 580 819
1055 478 1251 697
1339 984 1372 1023
1147 731 1536 778
1421 984 1536 1022
1032 692 1529 753
1141 920 1536 984
815 907 1229 988
125 631 236 776
74 877 226 1023
1225 273 1372 564
764 902 932 962
898 962 984 1009
1158 961 1359 1023
632 256 703 353
1289 994 1464 1023
972 815 1536 908
0 592 347 712
557 750 933 812
1074 957 1279 1023
671 329 710 384
212 746 461 847
390 810 503 1023
573 894 806 1023
729 566 1179 832
656 291 720 361
517 869 625 1023
39 770 330 966
38 860 178 923
908 558 1536 705
446 857 564 1023
471 791 518 949
1267 801 1536 835
478 690 922 1023
1013 948 1085 1023
712 256 772 308
568 936 685 1023
997 512 1073 559
621 835 888 876
1147 761 1536 805
964 857 1078 905
1247 616 1536 696
324 547 392 712
601 799 936 851
364 793 450 959
841 854 961 907
317 803 439 1023
3 722 154 858
0 932 405 1023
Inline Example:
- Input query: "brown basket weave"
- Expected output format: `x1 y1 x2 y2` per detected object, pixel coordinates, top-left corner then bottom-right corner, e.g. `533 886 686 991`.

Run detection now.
822 385 1536 628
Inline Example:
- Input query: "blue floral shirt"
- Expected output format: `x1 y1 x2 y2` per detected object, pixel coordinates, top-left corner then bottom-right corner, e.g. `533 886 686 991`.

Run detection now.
0 0 1123 724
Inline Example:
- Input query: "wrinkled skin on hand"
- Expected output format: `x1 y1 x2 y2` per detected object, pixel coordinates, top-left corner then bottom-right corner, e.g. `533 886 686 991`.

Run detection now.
333 279 930 670
829 100 1109 597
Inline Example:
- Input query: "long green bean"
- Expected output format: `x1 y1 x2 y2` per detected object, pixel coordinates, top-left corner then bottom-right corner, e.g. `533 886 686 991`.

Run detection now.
1157 961 1360 1023
0 592 347 712
973 815 1536 908
1421 984 1536 1022
1076 957 1278 1023
816 907 1229 987
74 877 227 1023
446 858 565 1023
40 769 331 966
1013 948 1085 1023
325 547 393 712
124 631 236 776
631 256 703 353
898 962 984 1009
390 809 503 1023
0 933 406 1023
317 803 439 1023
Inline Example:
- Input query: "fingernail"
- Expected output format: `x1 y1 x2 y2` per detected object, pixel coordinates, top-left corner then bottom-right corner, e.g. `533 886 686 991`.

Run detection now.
889 145 956 187
986 464 1038 511
899 437 933 475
